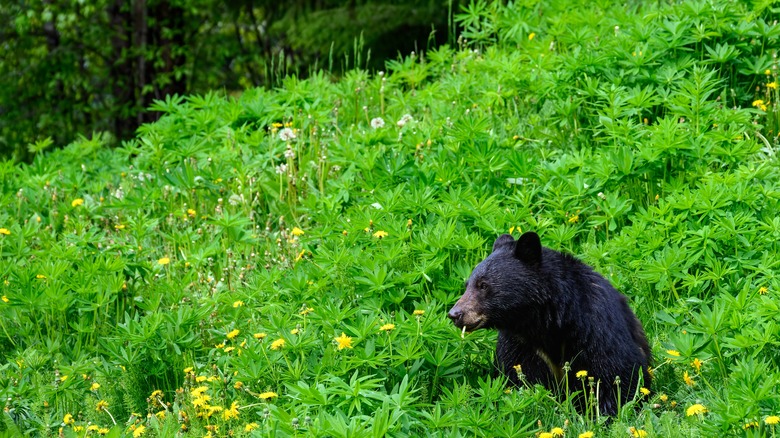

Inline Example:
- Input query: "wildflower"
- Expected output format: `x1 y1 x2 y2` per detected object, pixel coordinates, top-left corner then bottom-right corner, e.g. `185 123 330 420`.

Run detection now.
227 329 240 340
528 32 536 41
36 274 46 279
1 296 8 303
597 192 606 200
291 227 304 236
659 394 668 402
74 426 84 432
752 99 768 111
766 416 780 425
192 395 211 408
234 381 244 390
63 413 75 425
98 428 110 435
745 421 759 430
233 300 244 308
279 128 296 141
373 230 388 239
579 433 594 438
224 346 235 353
568 215 579 223
150 389 163 399
370 117 385 129
90 382 100 391
187 208 196 217
691 358 702 371
0 228 9 235
540 433 554 438
413 309 425 316
379 323 395 332
223 401 240 420
245 423 259 432
215 343 225 349
640 387 650 396
551 427 565 437
767 69 772 75
259 392 278 400
196 376 208 382
629 427 647 438
87 425 99 432
759 286 769 295
686 403 707 416
254 333 267 340
114 224 125 230
576 370 588 379
133 425 146 437
769 82 778 90
157 257 170 265
683 371 695 386
271 338 285 350
72 198 84 207
191 386 209 397
666 349 680 357
396 114 414 128
335 332 353 350
184 367 194 374
300 306 314 315
290 328 299 335
276 163 288 175
60 375 68 381
513 364 522 375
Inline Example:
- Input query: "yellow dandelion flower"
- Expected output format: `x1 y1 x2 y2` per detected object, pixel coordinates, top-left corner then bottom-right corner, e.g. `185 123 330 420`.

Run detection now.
60 375 68 381
686 403 707 416
270 338 285 350
234 381 244 390
568 214 579 223
245 423 259 432
114 224 125 230
36 274 46 279
254 333 267 340
223 401 240 420
291 227 304 236
745 421 759 430
0 228 10 235
640 387 650 396
753 99 768 111
528 32 536 41
74 426 84 432
184 367 194 374
539 433 553 438
629 427 647 438
259 391 278 400
683 371 695 386
215 343 225 349
191 386 209 397
157 257 170 265
233 300 244 307
1 296 8 303
413 309 425 316
71 198 84 207
187 208 196 217
759 286 769 295
373 230 388 239
579 432 594 438
513 364 522 374
224 346 235 353
90 382 100 391
95 399 109 411
196 376 208 383
63 413 75 425
766 416 780 425
133 425 146 437
87 425 99 432
290 328 299 335
551 427 564 437
192 395 211 408
379 323 395 332
768 82 778 90
335 332 353 350
666 349 680 357
766 69 772 75
300 306 314 315
659 394 668 402
227 329 240 340
576 370 588 379
691 358 703 371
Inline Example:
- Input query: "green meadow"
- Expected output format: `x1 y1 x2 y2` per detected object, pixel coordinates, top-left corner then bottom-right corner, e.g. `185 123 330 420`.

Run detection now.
2 0 780 436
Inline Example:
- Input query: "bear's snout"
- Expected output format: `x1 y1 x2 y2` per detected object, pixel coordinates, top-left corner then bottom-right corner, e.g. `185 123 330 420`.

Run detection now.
447 307 463 323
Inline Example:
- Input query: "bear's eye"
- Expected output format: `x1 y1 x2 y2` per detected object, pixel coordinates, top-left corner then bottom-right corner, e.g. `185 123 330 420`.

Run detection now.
475 279 486 290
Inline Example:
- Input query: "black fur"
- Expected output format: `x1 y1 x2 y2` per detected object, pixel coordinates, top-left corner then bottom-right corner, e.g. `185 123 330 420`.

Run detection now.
448 231 651 415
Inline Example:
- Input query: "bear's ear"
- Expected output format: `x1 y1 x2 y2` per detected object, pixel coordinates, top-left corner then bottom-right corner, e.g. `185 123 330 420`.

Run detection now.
514 231 542 264
493 234 515 252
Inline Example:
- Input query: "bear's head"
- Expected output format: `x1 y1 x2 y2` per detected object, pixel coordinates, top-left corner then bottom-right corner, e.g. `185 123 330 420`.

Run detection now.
447 231 545 332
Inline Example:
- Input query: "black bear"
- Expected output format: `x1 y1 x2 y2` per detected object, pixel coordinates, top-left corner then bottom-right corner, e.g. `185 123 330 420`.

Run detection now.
447 231 651 415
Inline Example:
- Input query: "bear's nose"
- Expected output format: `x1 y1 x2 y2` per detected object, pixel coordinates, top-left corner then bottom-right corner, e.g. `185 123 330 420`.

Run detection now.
447 307 462 322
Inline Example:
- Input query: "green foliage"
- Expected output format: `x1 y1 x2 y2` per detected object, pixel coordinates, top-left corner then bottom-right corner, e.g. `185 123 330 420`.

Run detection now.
2 0 780 436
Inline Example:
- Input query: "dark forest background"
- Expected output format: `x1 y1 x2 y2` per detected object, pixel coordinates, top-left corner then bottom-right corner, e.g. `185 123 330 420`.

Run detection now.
0 0 456 160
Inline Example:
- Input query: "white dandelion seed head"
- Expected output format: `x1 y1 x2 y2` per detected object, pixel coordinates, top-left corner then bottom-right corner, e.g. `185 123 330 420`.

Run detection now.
279 128 296 142
284 146 295 159
397 114 414 128
276 164 288 175
370 117 385 129
598 192 606 200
